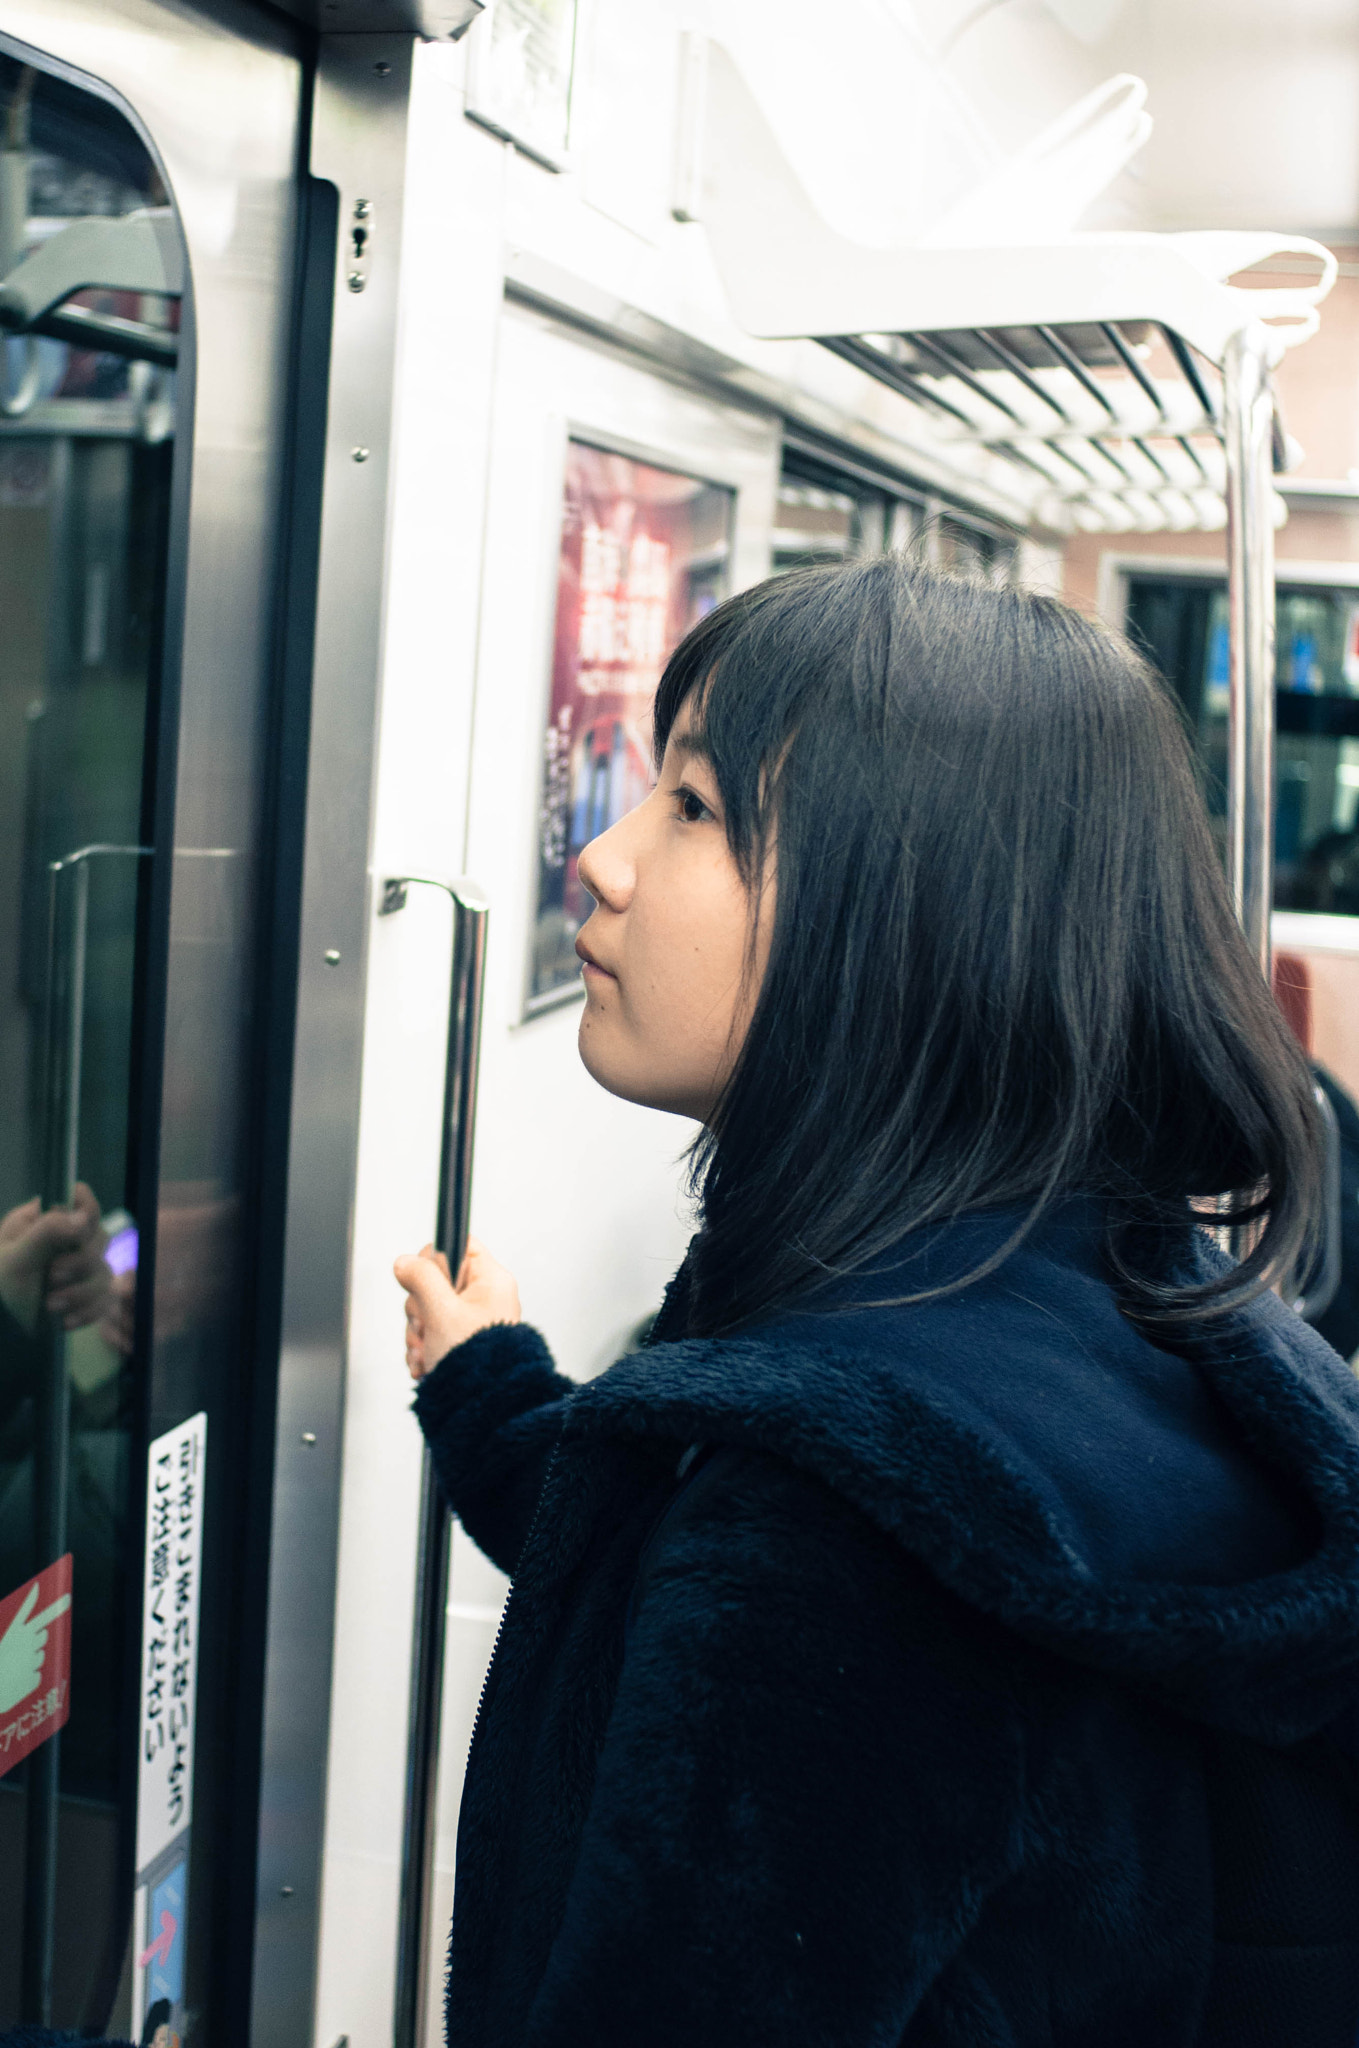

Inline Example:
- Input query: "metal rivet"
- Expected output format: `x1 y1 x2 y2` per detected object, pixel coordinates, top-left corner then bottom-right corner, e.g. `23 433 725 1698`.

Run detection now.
324 948 342 964
280 1885 294 1897
375 61 391 74
354 198 371 219
301 1431 317 1445
350 448 369 464
347 271 366 293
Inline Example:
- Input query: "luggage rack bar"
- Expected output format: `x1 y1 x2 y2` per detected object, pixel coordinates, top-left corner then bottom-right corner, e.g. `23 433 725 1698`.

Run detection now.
820 319 1232 534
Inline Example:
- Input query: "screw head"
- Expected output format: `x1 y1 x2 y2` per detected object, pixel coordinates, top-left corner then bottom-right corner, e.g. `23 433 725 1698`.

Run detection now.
324 948 342 964
350 447 369 464
301 1431 317 1444
375 61 391 74
280 1884 295 1898
347 270 366 293
354 198 372 219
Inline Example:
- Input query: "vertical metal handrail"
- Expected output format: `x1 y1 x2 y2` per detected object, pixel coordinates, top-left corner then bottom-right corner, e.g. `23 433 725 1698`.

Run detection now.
383 874 490 2048
23 843 150 2023
1221 325 1279 1267
1221 325 1277 980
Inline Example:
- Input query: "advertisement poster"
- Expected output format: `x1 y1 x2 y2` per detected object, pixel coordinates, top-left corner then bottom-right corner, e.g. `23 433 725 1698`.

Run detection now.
528 441 735 1012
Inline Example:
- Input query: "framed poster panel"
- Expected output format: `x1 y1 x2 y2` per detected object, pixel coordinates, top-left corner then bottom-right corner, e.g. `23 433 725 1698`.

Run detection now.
526 438 735 1015
464 0 579 170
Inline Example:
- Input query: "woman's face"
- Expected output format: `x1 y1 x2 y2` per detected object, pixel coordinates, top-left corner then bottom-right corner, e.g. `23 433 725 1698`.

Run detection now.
574 701 770 1121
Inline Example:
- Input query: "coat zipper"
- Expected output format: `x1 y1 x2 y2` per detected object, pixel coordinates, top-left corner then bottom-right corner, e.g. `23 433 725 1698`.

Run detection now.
465 1442 561 1768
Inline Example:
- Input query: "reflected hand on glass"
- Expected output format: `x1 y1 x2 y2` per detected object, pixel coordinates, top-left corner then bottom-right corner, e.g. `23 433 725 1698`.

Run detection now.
0 1182 111 1334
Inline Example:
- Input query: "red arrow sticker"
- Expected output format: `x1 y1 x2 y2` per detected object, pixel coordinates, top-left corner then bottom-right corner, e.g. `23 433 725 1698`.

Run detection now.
0 1554 72 1778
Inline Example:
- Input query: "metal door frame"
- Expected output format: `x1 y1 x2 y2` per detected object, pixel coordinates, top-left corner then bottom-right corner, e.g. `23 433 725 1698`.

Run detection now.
0 11 428 2041
251 34 420 2048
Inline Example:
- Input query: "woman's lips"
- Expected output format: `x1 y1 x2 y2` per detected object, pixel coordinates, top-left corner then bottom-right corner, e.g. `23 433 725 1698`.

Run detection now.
575 938 617 981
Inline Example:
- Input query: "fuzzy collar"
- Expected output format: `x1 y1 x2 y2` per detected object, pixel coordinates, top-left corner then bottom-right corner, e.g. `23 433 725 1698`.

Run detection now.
565 1208 1359 1745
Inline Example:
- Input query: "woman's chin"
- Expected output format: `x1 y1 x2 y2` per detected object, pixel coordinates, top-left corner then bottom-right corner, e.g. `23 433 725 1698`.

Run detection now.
576 1027 697 1119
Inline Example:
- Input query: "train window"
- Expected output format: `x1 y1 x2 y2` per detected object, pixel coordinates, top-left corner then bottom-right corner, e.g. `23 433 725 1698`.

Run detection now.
1126 575 1359 913
772 479 887 569
773 453 1013 581
0 53 179 2033
936 513 1014 584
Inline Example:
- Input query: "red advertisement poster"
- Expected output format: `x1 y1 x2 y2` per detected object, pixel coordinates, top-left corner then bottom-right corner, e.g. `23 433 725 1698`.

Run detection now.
0 1552 73 1777
528 441 734 1011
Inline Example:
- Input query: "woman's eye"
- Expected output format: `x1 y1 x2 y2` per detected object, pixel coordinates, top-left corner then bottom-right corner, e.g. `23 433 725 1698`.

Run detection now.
676 787 712 824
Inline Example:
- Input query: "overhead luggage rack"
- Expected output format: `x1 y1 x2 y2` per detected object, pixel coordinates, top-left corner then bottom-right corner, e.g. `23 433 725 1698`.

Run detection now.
820 319 1237 534
690 37 1340 978
691 42 1335 541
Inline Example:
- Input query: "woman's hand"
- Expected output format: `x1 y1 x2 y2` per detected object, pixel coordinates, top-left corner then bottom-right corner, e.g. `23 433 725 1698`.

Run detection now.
393 1236 521 1380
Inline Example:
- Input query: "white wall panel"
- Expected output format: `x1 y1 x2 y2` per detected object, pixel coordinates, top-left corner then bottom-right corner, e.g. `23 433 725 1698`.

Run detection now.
313 44 510 2048
315 60 780 2042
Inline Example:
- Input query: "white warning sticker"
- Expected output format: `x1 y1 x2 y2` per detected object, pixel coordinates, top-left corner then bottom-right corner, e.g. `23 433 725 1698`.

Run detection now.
136 1412 207 1875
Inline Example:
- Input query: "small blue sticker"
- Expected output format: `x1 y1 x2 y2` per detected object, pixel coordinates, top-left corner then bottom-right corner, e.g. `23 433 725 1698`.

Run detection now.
141 1858 185 2007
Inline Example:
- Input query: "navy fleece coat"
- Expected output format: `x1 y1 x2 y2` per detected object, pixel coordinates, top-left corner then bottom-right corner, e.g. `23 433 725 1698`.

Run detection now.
415 1205 1359 2047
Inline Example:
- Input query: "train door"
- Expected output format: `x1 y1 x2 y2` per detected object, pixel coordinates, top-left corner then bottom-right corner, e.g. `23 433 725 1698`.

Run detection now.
0 4 302 2039
314 291 780 2046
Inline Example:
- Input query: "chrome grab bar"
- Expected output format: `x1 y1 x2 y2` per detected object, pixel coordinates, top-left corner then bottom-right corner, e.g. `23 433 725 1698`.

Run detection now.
1221 324 1277 984
383 874 490 2048
1221 337 1344 1313
1221 325 1279 1268
25 843 150 2025
1293 1083 1343 1325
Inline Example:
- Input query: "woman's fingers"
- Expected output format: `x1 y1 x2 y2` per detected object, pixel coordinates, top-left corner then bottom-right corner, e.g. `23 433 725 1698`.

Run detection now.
458 1240 522 1323
393 1235 520 1375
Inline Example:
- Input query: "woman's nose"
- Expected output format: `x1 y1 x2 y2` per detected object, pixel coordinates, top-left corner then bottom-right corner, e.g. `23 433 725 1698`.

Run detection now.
577 814 636 912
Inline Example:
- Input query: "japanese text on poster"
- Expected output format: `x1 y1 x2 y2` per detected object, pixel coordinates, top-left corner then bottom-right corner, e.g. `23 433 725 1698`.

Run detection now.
136 1412 206 1873
529 441 734 1011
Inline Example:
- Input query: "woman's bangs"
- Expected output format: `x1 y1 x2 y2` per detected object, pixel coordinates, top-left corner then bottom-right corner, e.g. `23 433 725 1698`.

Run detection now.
653 584 810 865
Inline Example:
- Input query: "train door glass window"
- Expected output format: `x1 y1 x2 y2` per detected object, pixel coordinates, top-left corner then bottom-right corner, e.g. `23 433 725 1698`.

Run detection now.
0 54 178 2033
1125 575 1359 912
773 477 888 570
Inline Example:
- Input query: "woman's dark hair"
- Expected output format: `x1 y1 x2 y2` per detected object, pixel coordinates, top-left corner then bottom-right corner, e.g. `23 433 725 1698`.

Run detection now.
652 556 1321 1337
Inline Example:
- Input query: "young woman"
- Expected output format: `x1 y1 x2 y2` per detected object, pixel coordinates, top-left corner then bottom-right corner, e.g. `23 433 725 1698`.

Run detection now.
396 559 1359 2048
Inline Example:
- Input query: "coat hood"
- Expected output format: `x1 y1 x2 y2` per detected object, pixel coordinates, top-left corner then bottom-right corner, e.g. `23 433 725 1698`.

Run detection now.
566 1204 1359 1747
